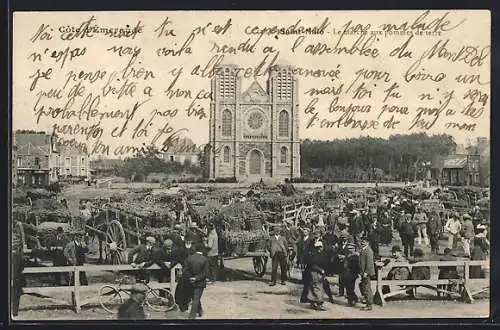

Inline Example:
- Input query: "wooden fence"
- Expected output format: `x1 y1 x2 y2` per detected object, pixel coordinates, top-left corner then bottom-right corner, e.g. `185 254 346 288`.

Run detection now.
372 259 489 306
22 264 182 313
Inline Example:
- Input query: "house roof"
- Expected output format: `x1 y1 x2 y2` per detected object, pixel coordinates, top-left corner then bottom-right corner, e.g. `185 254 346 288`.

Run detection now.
16 143 50 156
432 154 468 169
15 132 51 148
90 158 124 170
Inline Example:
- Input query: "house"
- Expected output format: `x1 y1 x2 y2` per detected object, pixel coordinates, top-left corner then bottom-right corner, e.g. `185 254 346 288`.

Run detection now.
90 158 124 177
431 154 481 186
160 137 200 165
58 144 91 181
13 131 91 185
14 132 54 186
12 142 18 186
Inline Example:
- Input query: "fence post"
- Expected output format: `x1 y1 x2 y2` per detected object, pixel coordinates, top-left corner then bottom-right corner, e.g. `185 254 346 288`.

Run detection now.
170 265 177 293
72 267 81 313
461 261 474 304
373 266 385 306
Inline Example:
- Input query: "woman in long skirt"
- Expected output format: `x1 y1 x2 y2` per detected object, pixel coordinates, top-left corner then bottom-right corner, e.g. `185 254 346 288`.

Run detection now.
303 241 328 311
379 211 393 245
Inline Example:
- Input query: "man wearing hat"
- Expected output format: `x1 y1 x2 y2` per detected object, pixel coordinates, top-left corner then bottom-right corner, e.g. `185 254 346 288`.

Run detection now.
297 227 313 270
381 245 411 296
48 226 69 286
267 226 288 286
128 236 160 283
348 210 364 247
413 207 429 246
359 238 375 311
184 242 209 319
118 283 147 320
444 213 462 251
342 242 360 306
460 214 475 258
11 242 26 318
204 222 219 283
174 233 196 312
428 210 442 255
399 211 417 258
437 248 458 298
63 230 89 286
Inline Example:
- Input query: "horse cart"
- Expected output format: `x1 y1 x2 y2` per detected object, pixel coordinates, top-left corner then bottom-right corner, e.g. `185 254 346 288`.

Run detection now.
84 198 178 265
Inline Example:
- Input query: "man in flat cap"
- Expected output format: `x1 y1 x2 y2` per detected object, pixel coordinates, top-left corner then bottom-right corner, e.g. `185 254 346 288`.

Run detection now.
118 283 147 320
343 242 360 307
184 242 210 319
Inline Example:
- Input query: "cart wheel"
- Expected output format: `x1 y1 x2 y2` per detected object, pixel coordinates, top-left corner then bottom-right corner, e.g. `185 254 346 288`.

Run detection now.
105 220 127 265
253 256 267 277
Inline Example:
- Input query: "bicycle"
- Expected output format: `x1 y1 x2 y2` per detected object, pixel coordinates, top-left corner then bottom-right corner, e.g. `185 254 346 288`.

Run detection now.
99 275 176 314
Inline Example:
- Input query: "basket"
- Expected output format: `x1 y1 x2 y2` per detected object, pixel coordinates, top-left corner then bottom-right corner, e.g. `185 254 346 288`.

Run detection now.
228 242 246 255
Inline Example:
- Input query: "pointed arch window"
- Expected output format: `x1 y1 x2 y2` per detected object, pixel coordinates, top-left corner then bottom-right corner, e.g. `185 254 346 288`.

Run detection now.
280 147 288 164
222 109 232 136
223 146 230 163
279 110 289 137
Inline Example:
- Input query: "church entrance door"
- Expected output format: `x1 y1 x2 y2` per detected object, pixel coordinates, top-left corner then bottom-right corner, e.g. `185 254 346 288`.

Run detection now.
248 150 262 175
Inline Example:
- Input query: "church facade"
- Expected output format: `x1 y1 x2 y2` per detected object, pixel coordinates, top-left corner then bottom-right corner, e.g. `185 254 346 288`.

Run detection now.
206 64 301 182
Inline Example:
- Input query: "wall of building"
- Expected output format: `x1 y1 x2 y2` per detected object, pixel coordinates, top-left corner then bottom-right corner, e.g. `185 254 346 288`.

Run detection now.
208 65 301 181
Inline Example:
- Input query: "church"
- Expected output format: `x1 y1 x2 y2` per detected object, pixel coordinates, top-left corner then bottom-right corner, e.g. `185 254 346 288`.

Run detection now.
206 64 301 182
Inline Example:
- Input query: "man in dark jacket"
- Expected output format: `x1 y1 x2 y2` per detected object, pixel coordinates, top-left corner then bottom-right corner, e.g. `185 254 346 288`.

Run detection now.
427 211 442 255
12 244 26 318
343 242 360 307
63 232 89 286
438 248 458 298
367 220 383 260
267 227 288 286
118 283 147 320
174 234 196 312
48 227 70 286
349 210 364 247
128 236 161 282
296 227 313 270
399 213 417 258
184 243 209 319
359 238 375 311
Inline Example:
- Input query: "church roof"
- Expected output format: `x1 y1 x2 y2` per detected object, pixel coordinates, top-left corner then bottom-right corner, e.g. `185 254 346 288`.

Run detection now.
242 80 269 102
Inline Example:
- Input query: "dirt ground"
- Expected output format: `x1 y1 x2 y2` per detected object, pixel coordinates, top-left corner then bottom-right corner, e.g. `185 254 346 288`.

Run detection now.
15 256 489 321
14 183 489 321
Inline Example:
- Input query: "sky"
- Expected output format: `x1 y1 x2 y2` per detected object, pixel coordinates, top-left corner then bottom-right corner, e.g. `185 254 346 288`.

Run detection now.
12 10 490 155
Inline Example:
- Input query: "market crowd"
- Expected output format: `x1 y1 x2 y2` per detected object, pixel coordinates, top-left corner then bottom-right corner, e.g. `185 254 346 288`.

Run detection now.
284 194 490 311
11 191 490 318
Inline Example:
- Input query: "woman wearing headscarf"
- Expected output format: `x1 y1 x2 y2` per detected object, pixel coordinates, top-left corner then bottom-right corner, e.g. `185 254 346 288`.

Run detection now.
470 225 489 278
302 240 329 311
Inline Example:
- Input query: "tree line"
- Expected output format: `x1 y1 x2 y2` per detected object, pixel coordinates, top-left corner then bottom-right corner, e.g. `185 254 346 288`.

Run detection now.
110 133 457 183
299 133 457 182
